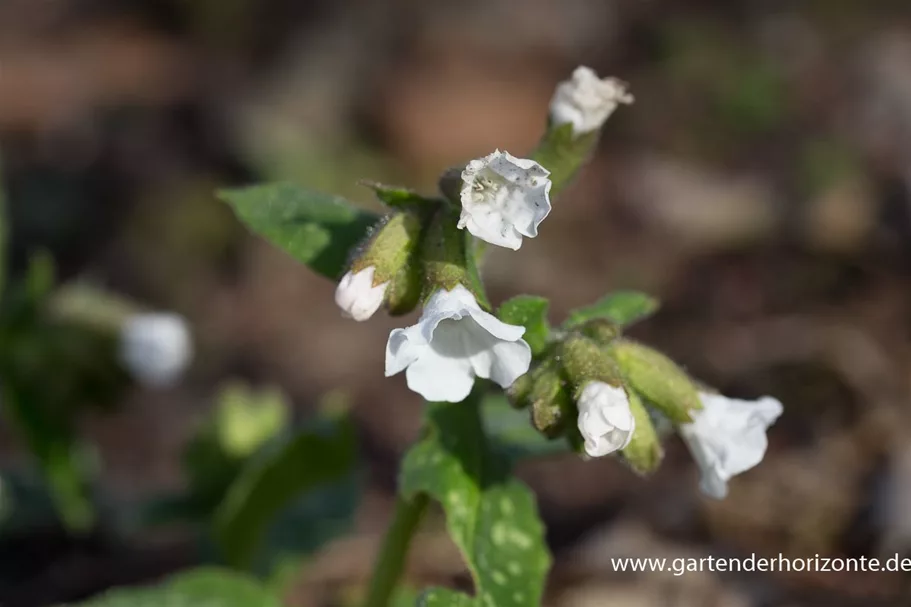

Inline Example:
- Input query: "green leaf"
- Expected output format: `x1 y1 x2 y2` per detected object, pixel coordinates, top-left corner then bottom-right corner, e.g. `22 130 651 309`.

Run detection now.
214 412 358 570
65 567 280 607
219 182 379 279
481 393 570 460
361 181 439 210
564 290 659 329
498 296 550 356
401 395 551 606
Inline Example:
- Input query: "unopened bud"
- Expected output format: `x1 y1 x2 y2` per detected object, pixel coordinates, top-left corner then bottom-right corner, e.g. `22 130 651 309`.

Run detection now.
338 211 423 319
528 362 570 438
609 339 701 423
507 372 534 409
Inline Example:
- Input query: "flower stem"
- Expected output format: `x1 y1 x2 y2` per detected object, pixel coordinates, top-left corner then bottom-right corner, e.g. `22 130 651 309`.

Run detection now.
363 491 429 607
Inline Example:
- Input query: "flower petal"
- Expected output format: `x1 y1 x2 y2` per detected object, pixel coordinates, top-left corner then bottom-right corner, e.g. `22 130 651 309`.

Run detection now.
467 337 532 389
458 210 523 250
385 326 424 376
405 348 475 402
681 392 783 499
466 305 526 343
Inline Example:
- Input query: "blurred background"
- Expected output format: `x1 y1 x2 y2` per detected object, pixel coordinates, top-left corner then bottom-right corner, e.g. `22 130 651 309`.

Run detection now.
2 0 911 605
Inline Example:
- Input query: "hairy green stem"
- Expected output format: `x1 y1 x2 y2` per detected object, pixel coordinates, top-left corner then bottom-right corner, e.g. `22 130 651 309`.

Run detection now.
363 491 430 607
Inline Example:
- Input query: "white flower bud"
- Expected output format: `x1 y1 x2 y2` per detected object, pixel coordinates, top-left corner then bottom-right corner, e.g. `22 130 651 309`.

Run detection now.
549 66 633 136
119 313 192 388
458 150 552 250
576 381 635 457
680 392 783 499
385 285 531 402
335 266 388 321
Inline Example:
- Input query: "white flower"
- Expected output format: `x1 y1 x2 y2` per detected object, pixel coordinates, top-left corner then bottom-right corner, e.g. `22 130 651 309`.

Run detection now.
458 150 552 250
680 392 783 499
549 66 633 135
385 285 531 402
119 313 192 388
576 381 635 457
335 266 388 321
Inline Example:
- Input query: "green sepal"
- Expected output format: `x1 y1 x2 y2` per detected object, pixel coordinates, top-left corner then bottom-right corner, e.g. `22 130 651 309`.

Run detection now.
498 295 550 357
609 339 701 423
532 123 599 197
353 212 422 280
352 211 425 314
620 390 663 475
528 361 571 438
385 254 423 316
506 372 533 410
421 208 490 309
559 335 624 391
577 318 621 345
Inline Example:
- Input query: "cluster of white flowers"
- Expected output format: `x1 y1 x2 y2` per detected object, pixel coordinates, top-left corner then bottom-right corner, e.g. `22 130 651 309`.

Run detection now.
332 65 782 498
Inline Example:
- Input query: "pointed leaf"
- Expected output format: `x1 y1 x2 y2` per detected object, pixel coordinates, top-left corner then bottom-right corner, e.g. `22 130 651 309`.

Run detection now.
400 396 551 606
498 296 550 356
361 181 439 210
219 183 379 279
564 290 659 329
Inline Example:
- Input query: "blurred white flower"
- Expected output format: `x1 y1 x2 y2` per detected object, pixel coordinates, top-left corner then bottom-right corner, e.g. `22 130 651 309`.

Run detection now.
681 392 783 499
549 66 633 135
576 381 635 457
119 313 192 388
458 150 552 250
335 266 388 321
385 285 531 402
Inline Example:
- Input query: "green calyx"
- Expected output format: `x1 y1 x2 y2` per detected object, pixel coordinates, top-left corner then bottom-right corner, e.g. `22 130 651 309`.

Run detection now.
608 339 702 424
526 361 571 438
577 318 621 345
532 123 600 197
420 206 490 309
620 390 663 475
350 211 424 315
559 335 625 394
